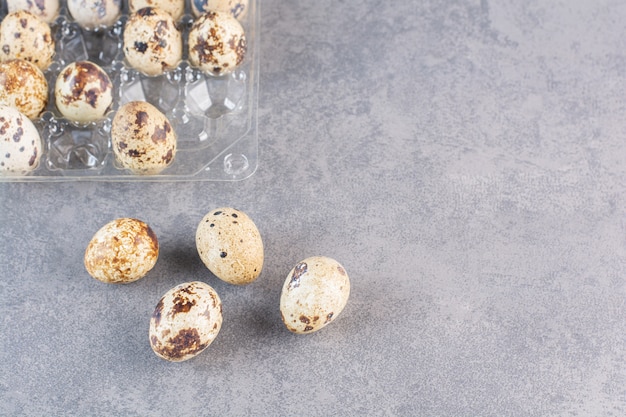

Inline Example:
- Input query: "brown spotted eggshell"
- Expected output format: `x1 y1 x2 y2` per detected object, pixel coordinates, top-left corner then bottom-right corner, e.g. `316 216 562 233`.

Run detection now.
55 61 113 123
149 281 223 362
188 11 247 76
0 10 55 70
129 0 185 21
7 0 60 24
0 105 42 174
0 59 48 120
196 207 263 285
84 218 159 284
111 101 177 175
191 0 248 20
67 0 122 29
123 7 183 76
280 256 350 334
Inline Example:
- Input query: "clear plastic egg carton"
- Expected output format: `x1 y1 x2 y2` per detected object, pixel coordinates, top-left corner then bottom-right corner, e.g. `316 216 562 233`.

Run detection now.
0 0 259 181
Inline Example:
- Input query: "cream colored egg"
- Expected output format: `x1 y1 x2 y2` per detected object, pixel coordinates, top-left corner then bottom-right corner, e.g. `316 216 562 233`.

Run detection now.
0 10 55 70
149 281 223 362
191 0 248 20
188 11 247 76
84 218 159 284
0 105 42 174
55 61 113 123
7 0 60 24
0 59 48 120
196 207 263 285
280 256 350 334
111 101 177 175
129 0 185 21
67 0 121 29
123 7 182 76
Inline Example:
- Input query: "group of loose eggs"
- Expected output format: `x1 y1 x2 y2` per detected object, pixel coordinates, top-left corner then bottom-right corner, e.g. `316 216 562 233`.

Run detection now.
0 0 248 175
84 208 351 362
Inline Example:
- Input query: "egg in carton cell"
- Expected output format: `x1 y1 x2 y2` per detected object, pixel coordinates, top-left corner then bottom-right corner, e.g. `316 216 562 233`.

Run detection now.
0 0 256 177
116 7 251 151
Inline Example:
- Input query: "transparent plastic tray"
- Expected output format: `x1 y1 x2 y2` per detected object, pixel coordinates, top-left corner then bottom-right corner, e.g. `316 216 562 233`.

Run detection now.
0 0 259 182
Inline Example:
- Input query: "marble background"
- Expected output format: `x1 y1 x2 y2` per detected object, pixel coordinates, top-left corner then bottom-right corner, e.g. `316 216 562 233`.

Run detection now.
2 0 626 415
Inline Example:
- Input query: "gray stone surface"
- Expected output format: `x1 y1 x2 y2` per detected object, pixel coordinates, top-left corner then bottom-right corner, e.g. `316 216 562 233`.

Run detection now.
2 0 626 415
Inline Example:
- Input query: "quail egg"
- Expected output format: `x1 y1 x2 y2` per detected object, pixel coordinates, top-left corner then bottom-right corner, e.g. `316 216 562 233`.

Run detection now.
0 59 48 120
196 207 264 285
7 0 60 24
67 0 122 29
123 7 182 76
0 10 55 70
55 61 113 123
129 0 185 21
0 105 42 174
111 101 177 175
191 0 248 20
149 281 223 362
84 218 159 284
280 256 350 334
188 11 246 75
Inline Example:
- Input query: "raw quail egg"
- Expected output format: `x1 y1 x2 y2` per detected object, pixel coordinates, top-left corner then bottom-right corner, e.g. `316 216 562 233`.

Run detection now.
67 0 122 29
129 0 185 21
149 281 223 362
196 207 263 285
7 0 60 24
123 7 182 76
0 59 48 120
0 10 55 70
280 256 350 334
84 218 159 284
188 11 247 75
0 105 42 174
55 61 113 123
191 0 248 20
111 101 177 175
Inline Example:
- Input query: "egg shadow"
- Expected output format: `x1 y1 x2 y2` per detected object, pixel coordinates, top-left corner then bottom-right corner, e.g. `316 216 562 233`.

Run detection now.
154 242 211 285
213 301 284 355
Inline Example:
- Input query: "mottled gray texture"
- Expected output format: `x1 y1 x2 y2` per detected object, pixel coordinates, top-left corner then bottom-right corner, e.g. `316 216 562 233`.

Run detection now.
2 0 626 415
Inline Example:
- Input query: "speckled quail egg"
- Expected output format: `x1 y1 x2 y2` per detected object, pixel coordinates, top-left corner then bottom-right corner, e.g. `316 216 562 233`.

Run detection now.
123 7 182 76
280 256 350 334
149 281 223 362
7 0 60 24
111 101 177 175
191 0 248 20
0 105 42 174
84 218 159 284
0 59 48 120
129 0 185 21
0 10 55 70
188 11 247 75
196 207 263 285
55 61 113 123
67 0 122 29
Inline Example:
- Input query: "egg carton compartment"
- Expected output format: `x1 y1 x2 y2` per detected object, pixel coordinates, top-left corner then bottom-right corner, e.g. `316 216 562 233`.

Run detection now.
0 0 259 181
